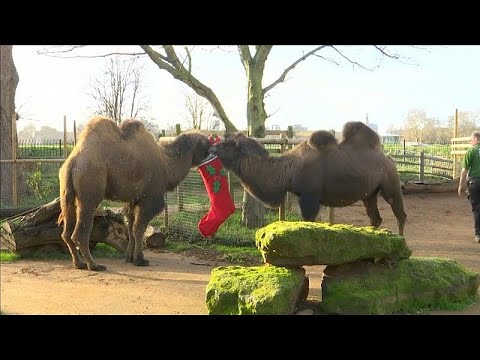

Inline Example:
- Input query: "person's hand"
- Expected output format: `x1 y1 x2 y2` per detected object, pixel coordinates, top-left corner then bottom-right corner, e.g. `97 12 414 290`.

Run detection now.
458 184 466 197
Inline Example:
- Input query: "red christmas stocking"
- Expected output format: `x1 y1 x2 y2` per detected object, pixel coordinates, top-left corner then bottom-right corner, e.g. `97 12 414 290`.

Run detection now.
197 135 236 237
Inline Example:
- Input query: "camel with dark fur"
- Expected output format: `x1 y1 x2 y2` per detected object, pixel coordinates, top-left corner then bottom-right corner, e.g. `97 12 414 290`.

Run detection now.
58 116 211 271
209 121 407 236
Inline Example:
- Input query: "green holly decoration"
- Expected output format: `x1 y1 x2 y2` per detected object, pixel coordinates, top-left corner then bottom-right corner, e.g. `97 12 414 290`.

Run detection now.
220 168 227 177
213 180 221 193
207 165 216 176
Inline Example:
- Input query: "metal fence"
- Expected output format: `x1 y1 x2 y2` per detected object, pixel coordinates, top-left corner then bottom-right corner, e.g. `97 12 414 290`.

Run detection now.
1 136 458 245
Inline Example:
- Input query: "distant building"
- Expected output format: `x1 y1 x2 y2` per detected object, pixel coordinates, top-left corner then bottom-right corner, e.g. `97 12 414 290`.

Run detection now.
271 124 280 130
292 124 308 131
367 122 379 134
381 133 401 144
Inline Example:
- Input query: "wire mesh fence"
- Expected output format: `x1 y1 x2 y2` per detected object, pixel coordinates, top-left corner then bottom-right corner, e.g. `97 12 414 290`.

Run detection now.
1 137 461 246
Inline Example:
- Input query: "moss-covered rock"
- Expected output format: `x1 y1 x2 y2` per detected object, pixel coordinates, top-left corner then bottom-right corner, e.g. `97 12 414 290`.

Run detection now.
321 257 480 314
205 265 308 315
255 221 411 267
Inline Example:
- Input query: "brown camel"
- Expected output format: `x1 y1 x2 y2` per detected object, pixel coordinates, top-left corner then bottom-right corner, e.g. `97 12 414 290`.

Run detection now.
58 116 211 271
209 121 407 236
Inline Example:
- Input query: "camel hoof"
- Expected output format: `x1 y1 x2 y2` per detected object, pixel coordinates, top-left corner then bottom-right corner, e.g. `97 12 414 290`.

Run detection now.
88 264 107 272
74 262 87 270
133 258 150 267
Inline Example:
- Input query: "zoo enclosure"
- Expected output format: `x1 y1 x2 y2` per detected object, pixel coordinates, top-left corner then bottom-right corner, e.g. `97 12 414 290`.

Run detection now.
1 115 467 245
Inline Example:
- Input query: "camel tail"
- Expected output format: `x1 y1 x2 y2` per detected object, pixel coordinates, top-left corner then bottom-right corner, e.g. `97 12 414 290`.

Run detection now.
57 160 75 226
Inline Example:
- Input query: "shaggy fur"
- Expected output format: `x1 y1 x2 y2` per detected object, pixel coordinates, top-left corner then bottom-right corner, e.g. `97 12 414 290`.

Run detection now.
58 116 211 271
210 121 407 236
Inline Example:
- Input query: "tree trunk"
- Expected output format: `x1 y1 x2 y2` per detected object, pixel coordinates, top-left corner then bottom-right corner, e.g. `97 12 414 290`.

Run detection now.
241 192 266 229
0 45 19 206
0 198 129 254
247 72 267 138
241 60 267 228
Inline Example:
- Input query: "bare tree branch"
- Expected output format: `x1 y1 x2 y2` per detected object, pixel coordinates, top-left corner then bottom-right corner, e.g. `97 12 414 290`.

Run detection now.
140 45 237 132
182 90 219 131
253 46 272 65
88 56 149 123
38 46 146 58
263 45 328 94
184 46 192 74
238 45 253 71
372 45 402 60
252 45 273 76
329 46 377 71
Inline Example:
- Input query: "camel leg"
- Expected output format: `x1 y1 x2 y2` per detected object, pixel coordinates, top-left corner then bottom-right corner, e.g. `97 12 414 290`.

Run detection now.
61 202 87 269
131 197 165 266
72 202 106 272
124 203 136 263
299 193 321 221
381 191 407 236
362 194 383 228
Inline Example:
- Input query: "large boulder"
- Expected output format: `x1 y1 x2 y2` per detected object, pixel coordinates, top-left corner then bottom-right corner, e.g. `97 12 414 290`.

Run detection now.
205 265 308 315
321 257 480 314
255 221 411 267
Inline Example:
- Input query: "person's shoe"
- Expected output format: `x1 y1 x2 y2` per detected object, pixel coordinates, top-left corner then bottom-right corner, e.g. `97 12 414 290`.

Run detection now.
475 235 480 243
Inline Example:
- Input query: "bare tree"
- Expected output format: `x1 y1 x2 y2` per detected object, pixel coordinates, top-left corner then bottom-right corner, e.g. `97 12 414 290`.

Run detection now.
182 89 220 131
40 45 409 227
401 109 438 142
89 56 149 124
447 110 480 137
1 45 19 206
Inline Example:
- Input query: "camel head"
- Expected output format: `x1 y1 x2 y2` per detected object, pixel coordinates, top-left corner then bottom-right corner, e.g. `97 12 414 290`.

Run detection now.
209 132 269 170
173 131 212 166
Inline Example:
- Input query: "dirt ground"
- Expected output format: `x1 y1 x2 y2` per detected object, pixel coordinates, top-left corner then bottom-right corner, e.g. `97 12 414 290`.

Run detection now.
1 192 479 315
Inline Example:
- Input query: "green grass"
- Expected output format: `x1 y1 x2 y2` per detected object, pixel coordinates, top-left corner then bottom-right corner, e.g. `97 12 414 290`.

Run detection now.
164 240 263 264
92 243 123 258
0 243 122 263
0 250 20 262
154 209 303 246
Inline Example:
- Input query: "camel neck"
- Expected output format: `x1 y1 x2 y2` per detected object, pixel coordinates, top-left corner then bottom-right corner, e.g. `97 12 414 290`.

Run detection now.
235 154 292 208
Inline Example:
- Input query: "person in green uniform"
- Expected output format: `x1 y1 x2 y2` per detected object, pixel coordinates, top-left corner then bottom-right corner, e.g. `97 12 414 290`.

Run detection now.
458 131 480 243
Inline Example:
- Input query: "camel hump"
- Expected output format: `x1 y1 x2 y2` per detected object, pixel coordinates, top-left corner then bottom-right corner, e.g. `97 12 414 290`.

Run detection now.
119 119 146 139
308 130 338 151
342 121 380 149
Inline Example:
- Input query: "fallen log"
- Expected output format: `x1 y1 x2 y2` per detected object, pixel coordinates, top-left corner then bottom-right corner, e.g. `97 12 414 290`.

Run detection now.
0 198 129 255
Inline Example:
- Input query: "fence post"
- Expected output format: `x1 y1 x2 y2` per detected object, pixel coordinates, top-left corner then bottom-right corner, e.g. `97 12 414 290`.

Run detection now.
11 113 18 207
228 171 235 204
164 194 169 229
177 184 184 212
278 133 286 221
327 129 335 224
453 109 459 178
63 115 67 159
73 120 77 146
175 124 181 135
419 151 425 182
287 125 293 149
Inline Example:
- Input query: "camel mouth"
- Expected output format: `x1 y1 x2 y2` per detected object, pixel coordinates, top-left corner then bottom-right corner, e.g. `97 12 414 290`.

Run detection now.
208 146 218 155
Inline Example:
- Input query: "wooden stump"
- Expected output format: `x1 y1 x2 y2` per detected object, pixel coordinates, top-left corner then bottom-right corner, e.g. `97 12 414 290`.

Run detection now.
0 198 129 254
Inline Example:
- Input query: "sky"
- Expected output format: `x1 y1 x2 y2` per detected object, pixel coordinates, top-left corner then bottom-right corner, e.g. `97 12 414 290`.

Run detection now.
12 45 480 135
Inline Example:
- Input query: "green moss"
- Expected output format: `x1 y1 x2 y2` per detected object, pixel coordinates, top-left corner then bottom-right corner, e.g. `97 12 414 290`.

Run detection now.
256 221 411 266
206 265 306 315
321 257 480 314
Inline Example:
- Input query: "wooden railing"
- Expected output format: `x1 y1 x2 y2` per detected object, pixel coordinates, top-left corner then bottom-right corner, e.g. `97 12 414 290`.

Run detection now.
451 136 470 178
